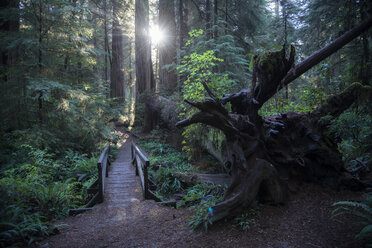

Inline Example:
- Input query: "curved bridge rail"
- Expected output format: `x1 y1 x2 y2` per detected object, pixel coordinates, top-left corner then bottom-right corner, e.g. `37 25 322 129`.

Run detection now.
131 142 161 201
69 144 110 215
97 144 110 203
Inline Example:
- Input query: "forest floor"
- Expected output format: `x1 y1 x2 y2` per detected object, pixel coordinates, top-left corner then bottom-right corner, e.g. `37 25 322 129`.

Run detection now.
38 130 365 248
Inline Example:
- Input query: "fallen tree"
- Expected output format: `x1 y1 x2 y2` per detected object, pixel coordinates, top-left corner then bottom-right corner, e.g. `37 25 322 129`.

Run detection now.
176 17 372 223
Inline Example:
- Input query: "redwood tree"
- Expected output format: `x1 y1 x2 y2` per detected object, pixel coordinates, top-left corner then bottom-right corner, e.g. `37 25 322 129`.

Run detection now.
158 0 177 92
135 0 156 132
111 0 125 103
135 0 155 95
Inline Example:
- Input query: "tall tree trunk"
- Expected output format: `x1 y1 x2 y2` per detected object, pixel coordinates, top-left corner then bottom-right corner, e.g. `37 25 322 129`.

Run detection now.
281 0 289 100
359 0 369 85
225 0 227 32
135 0 156 132
37 0 43 124
275 0 279 19
205 0 211 37
111 0 125 103
0 0 20 130
213 0 218 39
179 0 185 50
129 38 133 97
103 0 109 97
158 0 177 92
135 0 155 95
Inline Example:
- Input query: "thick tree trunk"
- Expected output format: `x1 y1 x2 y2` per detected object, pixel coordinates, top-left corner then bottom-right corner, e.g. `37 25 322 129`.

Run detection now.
178 0 185 50
135 0 156 132
0 0 20 130
158 0 177 92
103 0 109 96
205 0 211 37
111 0 125 103
176 17 372 224
213 0 218 39
135 0 155 95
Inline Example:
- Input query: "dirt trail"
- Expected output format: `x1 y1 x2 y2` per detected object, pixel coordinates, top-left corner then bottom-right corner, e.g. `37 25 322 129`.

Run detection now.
40 133 192 248
40 133 365 248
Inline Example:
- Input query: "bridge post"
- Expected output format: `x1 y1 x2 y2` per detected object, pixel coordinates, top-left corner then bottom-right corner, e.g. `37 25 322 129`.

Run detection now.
144 160 149 199
97 161 104 203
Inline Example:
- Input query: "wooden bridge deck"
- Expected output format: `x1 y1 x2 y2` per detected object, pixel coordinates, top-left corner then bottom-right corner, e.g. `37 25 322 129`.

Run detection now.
104 135 143 209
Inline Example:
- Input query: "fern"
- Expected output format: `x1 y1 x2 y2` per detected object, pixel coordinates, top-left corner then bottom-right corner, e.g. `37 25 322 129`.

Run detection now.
332 192 372 244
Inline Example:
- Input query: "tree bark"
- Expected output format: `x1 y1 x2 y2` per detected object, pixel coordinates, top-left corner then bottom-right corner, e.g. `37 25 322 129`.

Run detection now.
176 17 372 224
111 0 125 103
103 0 109 96
135 0 155 96
0 0 20 130
158 0 177 92
213 0 218 39
135 0 156 132
205 0 211 37
179 0 185 50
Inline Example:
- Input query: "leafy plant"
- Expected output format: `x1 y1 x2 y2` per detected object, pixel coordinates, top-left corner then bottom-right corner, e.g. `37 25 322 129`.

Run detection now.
178 183 224 208
328 109 372 165
0 139 101 245
188 196 222 232
177 28 248 159
137 139 193 198
155 167 183 196
0 205 49 247
332 192 372 245
233 206 260 231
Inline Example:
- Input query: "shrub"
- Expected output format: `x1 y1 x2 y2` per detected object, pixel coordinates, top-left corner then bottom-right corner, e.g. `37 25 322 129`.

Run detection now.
184 183 227 231
233 206 260 231
188 196 222 231
0 141 100 245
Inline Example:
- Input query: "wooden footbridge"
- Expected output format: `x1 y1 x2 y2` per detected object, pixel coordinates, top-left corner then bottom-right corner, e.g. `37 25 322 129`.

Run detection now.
69 133 230 215
69 135 159 214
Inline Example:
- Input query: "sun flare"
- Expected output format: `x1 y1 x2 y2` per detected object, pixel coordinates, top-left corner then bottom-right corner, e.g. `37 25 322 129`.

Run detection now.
149 26 165 45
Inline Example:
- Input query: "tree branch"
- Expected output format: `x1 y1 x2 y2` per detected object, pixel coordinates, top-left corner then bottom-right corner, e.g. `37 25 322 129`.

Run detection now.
175 111 239 134
281 16 372 87
313 82 372 118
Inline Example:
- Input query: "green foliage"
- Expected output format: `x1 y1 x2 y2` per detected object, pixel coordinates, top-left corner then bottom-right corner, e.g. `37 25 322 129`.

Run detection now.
154 167 183 196
177 183 226 231
233 206 260 231
177 183 227 208
177 28 249 159
259 65 331 116
0 205 49 247
188 195 222 232
0 141 100 245
332 192 372 244
138 136 227 230
328 108 372 168
138 136 192 198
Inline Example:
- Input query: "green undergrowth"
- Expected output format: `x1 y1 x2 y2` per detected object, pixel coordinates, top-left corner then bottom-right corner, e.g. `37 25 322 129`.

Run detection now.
184 183 226 231
137 129 232 231
332 191 372 246
233 205 261 231
137 131 193 198
0 134 117 246
138 129 260 231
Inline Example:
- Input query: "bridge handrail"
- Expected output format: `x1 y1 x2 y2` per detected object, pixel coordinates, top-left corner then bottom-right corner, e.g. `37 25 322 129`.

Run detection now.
131 142 160 201
97 144 110 203
69 143 110 215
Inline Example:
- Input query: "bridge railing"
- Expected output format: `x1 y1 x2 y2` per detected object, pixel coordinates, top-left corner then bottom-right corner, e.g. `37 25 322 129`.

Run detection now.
97 144 110 203
69 143 110 215
131 142 160 201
